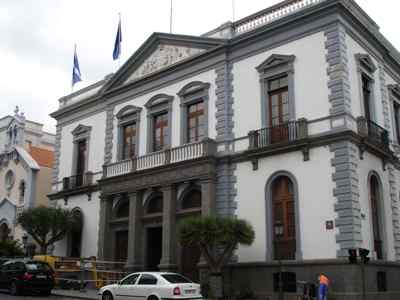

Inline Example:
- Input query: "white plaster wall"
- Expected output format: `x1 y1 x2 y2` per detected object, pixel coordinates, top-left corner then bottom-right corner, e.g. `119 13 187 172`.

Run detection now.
232 32 330 138
58 112 106 181
346 36 384 127
235 146 337 262
112 70 217 161
53 191 100 258
357 152 395 261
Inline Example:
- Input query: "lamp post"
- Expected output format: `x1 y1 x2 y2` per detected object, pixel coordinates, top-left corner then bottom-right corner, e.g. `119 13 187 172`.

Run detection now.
274 221 284 300
22 234 28 257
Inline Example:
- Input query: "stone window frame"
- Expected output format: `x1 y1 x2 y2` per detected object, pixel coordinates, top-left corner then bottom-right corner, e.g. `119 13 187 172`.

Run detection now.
116 105 142 161
177 81 210 145
355 54 377 122
256 54 296 128
265 170 302 261
145 94 174 153
388 84 400 144
71 124 92 176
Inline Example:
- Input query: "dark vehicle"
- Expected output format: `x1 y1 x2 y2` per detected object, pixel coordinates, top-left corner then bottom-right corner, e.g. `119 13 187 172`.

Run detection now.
0 259 54 296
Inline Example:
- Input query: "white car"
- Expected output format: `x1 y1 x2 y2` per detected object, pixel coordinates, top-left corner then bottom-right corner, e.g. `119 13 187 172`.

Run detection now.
99 272 203 300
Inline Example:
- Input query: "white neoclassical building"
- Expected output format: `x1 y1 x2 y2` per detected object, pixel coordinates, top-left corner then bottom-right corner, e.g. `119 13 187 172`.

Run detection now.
50 0 400 298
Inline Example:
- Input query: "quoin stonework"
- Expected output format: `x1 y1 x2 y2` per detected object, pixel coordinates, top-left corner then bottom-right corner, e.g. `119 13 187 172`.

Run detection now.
50 0 400 298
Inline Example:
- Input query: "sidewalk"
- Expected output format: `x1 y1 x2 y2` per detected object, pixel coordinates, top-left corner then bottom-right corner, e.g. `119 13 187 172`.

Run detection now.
52 288 99 300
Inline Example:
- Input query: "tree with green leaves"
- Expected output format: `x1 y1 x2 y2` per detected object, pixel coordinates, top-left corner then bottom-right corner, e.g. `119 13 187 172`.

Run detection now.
17 206 81 254
179 216 255 298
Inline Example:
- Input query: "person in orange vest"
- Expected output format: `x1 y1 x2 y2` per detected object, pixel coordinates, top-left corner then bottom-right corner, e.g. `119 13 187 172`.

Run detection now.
318 273 330 300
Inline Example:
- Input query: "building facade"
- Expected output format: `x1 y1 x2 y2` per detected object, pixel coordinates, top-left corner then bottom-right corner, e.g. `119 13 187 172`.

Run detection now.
0 108 55 243
51 0 400 297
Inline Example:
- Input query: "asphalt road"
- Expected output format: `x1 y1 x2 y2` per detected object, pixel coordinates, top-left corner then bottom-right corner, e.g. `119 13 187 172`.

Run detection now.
0 291 79 300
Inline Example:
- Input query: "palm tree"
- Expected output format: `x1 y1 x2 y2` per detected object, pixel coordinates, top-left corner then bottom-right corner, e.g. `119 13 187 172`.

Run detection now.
179 216 255 298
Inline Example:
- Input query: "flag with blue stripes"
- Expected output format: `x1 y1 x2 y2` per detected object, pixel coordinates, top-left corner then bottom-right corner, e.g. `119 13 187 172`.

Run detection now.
72 46 82 87
113 17 122 60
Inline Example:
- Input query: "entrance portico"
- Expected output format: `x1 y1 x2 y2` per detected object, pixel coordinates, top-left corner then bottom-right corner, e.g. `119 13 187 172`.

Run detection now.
98 155 216 277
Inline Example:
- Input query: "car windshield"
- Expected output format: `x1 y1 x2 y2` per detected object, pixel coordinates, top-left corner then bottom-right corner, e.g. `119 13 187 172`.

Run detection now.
25 262 51 272
162 274 192 283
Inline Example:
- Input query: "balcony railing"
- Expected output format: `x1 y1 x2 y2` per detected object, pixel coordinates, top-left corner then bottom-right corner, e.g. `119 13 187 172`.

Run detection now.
248 119 308 149
357 117 390 149
62 172 93 191
103 139 216 178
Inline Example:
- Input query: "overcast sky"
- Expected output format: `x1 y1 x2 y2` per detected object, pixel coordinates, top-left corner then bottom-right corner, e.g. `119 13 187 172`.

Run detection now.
0 0 399 133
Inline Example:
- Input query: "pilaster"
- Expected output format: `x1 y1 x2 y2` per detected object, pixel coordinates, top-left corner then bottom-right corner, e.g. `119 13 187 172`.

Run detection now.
126 191 144 271
97 194 113 260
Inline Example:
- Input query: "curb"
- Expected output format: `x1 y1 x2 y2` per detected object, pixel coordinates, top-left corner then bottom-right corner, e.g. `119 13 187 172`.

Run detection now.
52 290 99 300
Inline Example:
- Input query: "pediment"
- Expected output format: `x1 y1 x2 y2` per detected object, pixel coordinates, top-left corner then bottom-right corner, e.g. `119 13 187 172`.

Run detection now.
256 54 295 72
101 33 225 93
71 124 92 136
116 105 142 119
356 54 376 73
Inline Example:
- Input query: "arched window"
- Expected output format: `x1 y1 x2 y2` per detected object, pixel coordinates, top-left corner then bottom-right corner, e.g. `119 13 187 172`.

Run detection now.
370 174 383 259
181 189 202 210
69 209 83 258
0 223 9 242
115 199 130 219
146 195 163 214
271 175 296 260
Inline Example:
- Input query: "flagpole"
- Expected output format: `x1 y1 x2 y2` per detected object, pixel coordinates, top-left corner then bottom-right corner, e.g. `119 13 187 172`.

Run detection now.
118 12 121 69
71 44 76 93
170 0 173 33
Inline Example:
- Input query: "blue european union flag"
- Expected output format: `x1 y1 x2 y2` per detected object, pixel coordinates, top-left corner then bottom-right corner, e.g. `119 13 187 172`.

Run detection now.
72 46 82 87
113 18 122 60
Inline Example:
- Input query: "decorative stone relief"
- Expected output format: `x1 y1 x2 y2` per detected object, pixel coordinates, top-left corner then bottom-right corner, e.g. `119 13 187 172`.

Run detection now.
126 44 205 83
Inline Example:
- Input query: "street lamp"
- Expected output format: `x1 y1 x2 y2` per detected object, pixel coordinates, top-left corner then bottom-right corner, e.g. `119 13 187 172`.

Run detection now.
22 234 28 257
274 221 284 300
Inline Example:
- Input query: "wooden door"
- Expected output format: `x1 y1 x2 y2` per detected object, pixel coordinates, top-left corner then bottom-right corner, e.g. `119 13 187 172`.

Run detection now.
76 140 87 186
272 176 296 260
370 176 383 259
115 231 128 262
268 77 289 144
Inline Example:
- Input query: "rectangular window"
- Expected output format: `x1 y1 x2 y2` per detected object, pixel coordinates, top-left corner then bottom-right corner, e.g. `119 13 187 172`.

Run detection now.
153 113 169 152
75 140 87 187
362 74 372 120
187 101 205 143
268 76 289 127
393 101 400 142
122 123 136 159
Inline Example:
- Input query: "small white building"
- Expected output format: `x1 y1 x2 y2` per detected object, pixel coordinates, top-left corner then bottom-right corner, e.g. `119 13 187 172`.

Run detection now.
50 0 400 297
0 108 55 244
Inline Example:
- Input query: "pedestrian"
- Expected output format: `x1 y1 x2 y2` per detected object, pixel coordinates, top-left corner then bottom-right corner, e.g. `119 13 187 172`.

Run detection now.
318 273 329 300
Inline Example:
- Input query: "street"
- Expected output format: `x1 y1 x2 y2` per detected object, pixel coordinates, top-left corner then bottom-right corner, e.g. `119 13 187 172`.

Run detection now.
0 291 85 300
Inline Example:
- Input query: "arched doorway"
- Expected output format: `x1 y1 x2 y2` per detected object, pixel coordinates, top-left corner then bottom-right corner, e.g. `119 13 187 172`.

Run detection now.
145 194 163 271
114 198 130 262
179 188 202 281
68 209 83 258
271 175 296 260
0 222 9 242
369 174 384 259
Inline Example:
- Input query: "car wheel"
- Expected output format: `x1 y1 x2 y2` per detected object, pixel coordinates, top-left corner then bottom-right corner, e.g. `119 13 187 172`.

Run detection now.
10 281 20 296
40 290 52 296
102 291 114 300
148 296 159 300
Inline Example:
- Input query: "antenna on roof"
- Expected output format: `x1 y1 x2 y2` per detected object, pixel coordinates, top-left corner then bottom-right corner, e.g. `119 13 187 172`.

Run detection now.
232 0 235 22
170 0 173 33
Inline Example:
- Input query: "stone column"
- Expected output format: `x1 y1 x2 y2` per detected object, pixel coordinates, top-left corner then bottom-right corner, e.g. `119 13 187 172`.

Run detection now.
159 185 177 271
97 194 113 260
201 179 216 216
125 191 143 271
